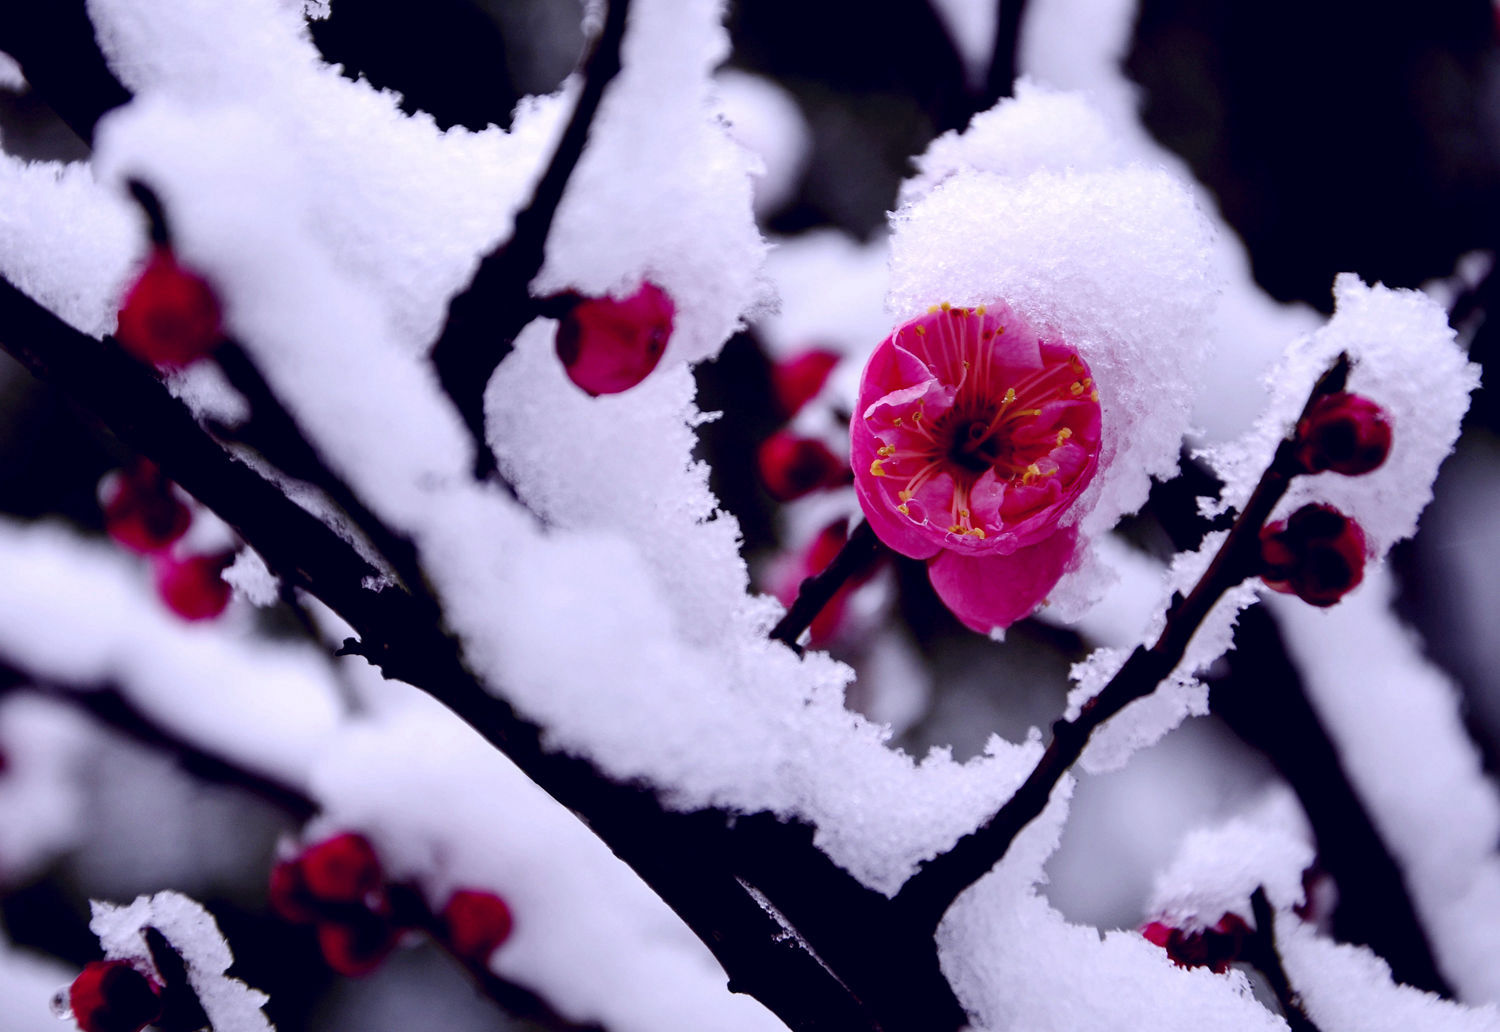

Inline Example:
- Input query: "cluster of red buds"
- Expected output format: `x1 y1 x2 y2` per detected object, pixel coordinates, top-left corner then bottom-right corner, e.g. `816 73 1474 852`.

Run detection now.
1140 913 1250 974
269 832 514 977
1259 391 1393 607
100 460 232 622
554 282 676 396
756 348 847 503
116 247 223 368
58 960 162 1032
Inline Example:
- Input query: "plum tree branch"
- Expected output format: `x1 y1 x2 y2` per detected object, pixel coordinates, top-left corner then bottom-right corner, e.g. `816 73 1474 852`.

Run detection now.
0 274 968 1031
1246 888 1321 1032
892 355 1352 931
429 0 632 469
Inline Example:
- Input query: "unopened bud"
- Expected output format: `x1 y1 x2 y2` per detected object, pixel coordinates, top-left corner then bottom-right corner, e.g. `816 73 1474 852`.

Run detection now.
1294 392 1392 476
1259 504 1367 607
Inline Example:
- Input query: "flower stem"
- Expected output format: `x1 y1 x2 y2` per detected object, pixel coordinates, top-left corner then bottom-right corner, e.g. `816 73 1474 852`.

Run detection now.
768 519 885 652
1245 888 1322 1032
892 355 1351 931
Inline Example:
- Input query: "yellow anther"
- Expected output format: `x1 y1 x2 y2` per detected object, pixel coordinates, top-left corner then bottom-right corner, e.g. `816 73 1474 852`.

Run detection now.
1017 408 1042 417
1070 380 1085 396
996 325 1005 335
870 459 887 477
927 304 941 314
915 326 926 335
976 305 987 315
940 301 951 311
897 504 910 516
1056 427 1073 444
971 527 986 539
1003 387 1017 405
947 524 964 534
1090 390 1100 402
893 417 903 426
912 411 922 422
959 509 970 519
898 489 913 501
878 445 895 457
963 360 970 369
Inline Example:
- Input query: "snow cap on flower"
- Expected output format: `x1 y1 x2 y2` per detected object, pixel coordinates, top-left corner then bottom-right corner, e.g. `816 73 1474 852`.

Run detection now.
853 303 1101 631
1204 275 1477 561
886 86 1216 620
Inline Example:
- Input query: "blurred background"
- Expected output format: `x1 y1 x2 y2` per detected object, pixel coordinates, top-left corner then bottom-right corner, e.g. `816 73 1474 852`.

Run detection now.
1 1 1498 1028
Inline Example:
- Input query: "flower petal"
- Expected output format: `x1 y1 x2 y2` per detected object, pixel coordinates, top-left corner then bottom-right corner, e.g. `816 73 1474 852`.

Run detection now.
927 527 1079 632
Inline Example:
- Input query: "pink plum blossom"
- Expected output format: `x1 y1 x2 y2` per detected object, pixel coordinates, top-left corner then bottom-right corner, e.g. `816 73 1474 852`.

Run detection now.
851 302 1102 632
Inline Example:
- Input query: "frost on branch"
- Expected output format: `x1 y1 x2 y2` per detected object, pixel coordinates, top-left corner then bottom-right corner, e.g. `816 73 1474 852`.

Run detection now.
89 891 273 1032
1202 273 1479 559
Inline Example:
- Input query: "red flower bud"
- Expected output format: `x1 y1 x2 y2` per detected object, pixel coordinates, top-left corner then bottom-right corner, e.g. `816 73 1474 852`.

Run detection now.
1140 914 1249 973
555 283 674 396
299 833 383 904
66 961 162 1032
317 910 398 977
1259 504 1367 607
102 461 191 555
771 349 840 418
1294 392 1392 476
268 858 321 924
757 432 849 502
116 247 223 367
440 889 514 965
153 552 233 622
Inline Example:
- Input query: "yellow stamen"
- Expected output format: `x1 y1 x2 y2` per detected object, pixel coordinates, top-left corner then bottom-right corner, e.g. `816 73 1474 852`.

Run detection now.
898 488 913 501
1090 390 1100 402
1056 427 1073 444
893 417 903 426
940 301 951 311
1070 380 1085 396
915 326 926 335
975 305 986 315
971 527 986 539
927 304 941 313
870 460 886 477
1017 408 1042 417
1003 387 1017 405
948 524 964 534
877 445 895 457
897 504 910 516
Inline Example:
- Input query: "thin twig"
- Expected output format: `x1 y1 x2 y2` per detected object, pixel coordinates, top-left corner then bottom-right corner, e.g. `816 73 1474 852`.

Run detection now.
892 355 1352 931
0 662 319 823
1246 889 1321 1032
430 0 632 470
984 0 1030 105
768 520 884 652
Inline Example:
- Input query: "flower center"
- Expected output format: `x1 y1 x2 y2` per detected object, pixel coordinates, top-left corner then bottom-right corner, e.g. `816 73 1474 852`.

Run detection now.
948 418 1003 475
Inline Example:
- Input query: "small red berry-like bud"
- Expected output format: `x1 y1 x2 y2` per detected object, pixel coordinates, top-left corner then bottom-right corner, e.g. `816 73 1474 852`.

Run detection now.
440 889 514 965
1294 392 1392 476
116 247 223 366
317 910 398 977
66 961 162 1032
268 858 321 924
153 552 233 622
555 282 675 396
1140 914 1248 973
102 461 192 555
1259 504 1367 607
771 349 840 418
757 432 850 502
300 833 383 904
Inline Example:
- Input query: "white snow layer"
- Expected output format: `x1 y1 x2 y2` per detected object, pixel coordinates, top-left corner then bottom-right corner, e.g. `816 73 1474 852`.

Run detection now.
90 891 273 1032
1272 570 1500 1006
1203 275 1478 560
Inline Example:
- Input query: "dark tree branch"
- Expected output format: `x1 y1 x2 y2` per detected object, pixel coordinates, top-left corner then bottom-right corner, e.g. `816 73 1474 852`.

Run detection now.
984 0 1030 106
0 0 130 144
0 662 319 823
0 277 968 1032
768 519 885 652
892 355 1352 932
430 0 632 468
1245 889 1321 1032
